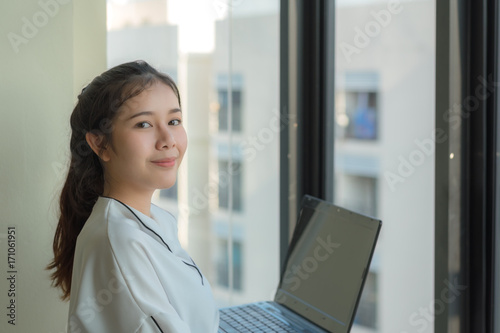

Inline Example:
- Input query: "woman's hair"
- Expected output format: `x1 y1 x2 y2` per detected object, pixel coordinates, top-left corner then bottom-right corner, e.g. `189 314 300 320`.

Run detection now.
47 60 180 300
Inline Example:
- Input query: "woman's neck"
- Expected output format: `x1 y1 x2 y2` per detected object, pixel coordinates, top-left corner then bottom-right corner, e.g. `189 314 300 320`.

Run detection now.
102 185 154 217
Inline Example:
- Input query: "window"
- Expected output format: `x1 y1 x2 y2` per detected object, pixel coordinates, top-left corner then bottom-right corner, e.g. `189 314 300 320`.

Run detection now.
343 91 377 140
217 74 243 132
216 238 243 291
336 72 379 141
218 160 243 212
334 2 435 331
334 174 377 217
283 1 438 332
107 0 280 308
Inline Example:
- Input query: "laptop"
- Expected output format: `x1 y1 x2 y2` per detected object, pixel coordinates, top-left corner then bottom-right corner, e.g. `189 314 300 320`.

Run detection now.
219 195 382 333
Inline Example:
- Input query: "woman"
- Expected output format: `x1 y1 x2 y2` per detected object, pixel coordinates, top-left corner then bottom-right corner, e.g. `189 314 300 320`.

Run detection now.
47 61 220 332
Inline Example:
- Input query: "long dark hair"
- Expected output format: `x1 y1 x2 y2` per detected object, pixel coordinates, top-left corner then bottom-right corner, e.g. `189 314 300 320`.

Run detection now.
47 60 181 300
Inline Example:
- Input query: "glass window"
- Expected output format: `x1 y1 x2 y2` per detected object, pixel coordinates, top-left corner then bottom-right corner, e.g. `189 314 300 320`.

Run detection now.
210 1 280 306
218 160 243 212
107 0 280 308
336 72 379 141
334 174 377 217
217 74 243 132
334 1 436 332
216 238 243 291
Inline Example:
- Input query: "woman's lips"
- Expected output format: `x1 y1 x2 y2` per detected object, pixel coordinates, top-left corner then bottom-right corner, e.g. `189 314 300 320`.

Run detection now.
152 158 176 167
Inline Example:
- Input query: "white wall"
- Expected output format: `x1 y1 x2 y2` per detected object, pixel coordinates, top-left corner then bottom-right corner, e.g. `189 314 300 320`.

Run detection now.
0 0 106 331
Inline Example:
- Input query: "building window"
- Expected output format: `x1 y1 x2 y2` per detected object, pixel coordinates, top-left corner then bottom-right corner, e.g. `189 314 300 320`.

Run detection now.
347 91 377 140
218 160 243 212
217 74 243 132
334 174 377 217
335 72 379 141
216 238 243 291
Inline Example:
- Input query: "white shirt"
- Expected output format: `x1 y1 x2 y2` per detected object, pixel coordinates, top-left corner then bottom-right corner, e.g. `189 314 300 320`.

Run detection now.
68 196 220 333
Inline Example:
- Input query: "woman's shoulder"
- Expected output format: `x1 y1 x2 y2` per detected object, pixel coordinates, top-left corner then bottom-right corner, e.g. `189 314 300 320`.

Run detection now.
74 200 125 245
81 197 179 253
151 203 177 225
85 197 142 230
78 197 147 248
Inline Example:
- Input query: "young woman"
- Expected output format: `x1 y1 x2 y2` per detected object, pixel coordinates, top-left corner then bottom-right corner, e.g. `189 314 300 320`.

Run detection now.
47 61 219 332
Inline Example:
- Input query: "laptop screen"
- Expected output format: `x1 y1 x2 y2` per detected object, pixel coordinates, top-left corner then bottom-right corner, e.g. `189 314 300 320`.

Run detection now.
275 195 381 333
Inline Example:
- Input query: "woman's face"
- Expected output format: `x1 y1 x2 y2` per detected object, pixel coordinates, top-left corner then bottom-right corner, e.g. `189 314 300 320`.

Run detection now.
100 82 187 195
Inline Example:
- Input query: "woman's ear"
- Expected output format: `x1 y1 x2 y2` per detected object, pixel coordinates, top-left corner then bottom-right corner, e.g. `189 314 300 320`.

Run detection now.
85 132 111 162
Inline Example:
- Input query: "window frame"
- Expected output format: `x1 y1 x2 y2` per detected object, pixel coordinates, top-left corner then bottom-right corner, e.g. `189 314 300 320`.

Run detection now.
435 0 499 331
279 0 335 268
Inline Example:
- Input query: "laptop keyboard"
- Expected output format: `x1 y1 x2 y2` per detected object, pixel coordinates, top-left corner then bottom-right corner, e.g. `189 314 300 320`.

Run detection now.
219 304 299 333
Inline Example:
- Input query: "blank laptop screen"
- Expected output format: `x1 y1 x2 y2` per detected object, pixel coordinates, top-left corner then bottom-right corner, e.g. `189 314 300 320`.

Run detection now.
275 196 381 333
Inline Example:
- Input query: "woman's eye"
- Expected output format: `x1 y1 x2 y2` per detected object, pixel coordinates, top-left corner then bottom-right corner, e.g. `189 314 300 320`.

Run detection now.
136 122 152 128
169 119 182 126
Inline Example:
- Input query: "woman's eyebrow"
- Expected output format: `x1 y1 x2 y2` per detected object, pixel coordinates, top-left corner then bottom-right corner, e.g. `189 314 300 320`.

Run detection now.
128 111 153 120
127 108 181 120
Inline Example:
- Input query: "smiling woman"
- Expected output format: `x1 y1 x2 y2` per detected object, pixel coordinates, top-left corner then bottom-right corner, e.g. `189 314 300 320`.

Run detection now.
46 60 219 332
86 81 187 215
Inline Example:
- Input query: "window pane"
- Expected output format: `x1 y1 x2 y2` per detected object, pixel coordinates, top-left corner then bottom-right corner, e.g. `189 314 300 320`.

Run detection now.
335 1 435 332
212 0 280 306
218 160 243 211
107 0 280 308
337 90 378 140
216 238 243 291
217 74 243 132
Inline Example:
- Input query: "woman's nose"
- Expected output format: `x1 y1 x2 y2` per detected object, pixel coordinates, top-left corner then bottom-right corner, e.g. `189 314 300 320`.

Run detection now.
156 125 176 150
